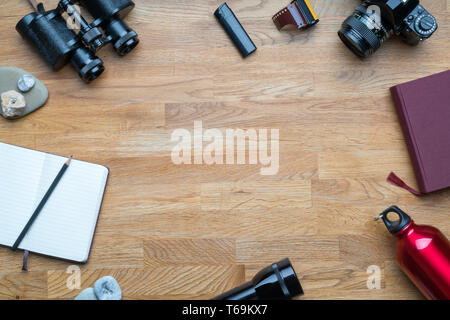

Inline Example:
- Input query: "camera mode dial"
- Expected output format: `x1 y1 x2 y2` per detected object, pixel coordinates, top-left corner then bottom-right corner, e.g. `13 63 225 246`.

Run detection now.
415 14 437 38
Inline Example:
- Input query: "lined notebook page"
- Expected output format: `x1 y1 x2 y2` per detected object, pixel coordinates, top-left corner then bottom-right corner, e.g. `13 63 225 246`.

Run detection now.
0 143 108 262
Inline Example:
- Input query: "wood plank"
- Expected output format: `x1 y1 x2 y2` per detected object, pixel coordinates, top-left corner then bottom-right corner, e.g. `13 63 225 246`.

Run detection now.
201 181 311 211
0 271 47 300
0 0 448 300
144 238 235 267
236 237 340 264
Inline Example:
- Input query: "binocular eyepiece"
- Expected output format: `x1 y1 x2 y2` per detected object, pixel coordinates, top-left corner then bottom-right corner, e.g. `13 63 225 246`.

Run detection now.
79 0 139 56
213 258 304 300
16 0 139 83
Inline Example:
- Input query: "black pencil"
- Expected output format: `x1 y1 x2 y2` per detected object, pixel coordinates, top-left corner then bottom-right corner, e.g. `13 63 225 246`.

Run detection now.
11 156 73 252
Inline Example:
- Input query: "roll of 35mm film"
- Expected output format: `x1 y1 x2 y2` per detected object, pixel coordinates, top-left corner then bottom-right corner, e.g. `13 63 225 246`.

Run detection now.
214 3 257 58
273 0 319 30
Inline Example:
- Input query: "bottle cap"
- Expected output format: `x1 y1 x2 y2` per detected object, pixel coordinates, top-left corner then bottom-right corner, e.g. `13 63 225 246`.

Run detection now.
375 206 412 234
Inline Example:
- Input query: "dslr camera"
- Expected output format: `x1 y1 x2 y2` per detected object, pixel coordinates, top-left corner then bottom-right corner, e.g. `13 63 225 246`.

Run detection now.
338 0 437 57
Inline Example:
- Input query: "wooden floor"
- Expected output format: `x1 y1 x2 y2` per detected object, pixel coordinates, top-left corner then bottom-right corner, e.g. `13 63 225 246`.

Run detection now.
0 0 449 300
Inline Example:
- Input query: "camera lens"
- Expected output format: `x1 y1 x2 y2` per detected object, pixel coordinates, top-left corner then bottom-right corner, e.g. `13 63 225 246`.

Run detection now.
338 5 392 58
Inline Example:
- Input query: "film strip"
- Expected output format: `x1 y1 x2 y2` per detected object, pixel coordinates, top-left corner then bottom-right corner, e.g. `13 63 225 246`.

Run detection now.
273 0 319 31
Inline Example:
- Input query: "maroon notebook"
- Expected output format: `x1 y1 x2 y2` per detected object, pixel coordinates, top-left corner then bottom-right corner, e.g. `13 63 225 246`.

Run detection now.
389 70 450 195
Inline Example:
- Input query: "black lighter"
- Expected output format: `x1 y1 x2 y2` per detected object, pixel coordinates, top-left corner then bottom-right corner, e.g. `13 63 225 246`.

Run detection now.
214 3 257 58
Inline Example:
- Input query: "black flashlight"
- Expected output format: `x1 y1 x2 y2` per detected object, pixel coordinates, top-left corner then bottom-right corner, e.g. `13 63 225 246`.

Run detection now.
213 258 303 300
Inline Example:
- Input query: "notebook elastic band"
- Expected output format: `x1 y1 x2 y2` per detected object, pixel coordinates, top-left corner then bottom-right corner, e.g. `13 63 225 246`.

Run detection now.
387 172 422 196
22 250 29 271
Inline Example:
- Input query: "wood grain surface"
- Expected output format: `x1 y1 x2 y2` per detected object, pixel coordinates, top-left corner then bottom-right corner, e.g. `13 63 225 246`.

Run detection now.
0 0 449 300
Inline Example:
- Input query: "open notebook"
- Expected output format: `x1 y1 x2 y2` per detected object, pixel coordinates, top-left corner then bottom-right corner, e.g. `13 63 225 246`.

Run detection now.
0 142 109 262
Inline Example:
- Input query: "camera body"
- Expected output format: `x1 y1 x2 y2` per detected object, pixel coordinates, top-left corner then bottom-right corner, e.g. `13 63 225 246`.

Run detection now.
338 0 437 57
368 0 437 45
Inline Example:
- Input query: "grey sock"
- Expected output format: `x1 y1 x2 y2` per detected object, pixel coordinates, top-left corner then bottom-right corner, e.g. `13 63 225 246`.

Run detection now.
75 287 98 300
93 276 122 300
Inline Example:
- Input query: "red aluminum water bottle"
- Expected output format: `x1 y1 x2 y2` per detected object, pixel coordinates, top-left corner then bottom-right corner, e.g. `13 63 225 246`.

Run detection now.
376 206 450 300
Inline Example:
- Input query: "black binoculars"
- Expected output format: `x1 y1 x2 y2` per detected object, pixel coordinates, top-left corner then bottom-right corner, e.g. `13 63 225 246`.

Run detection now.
213 258 304 300
16 0 139 83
